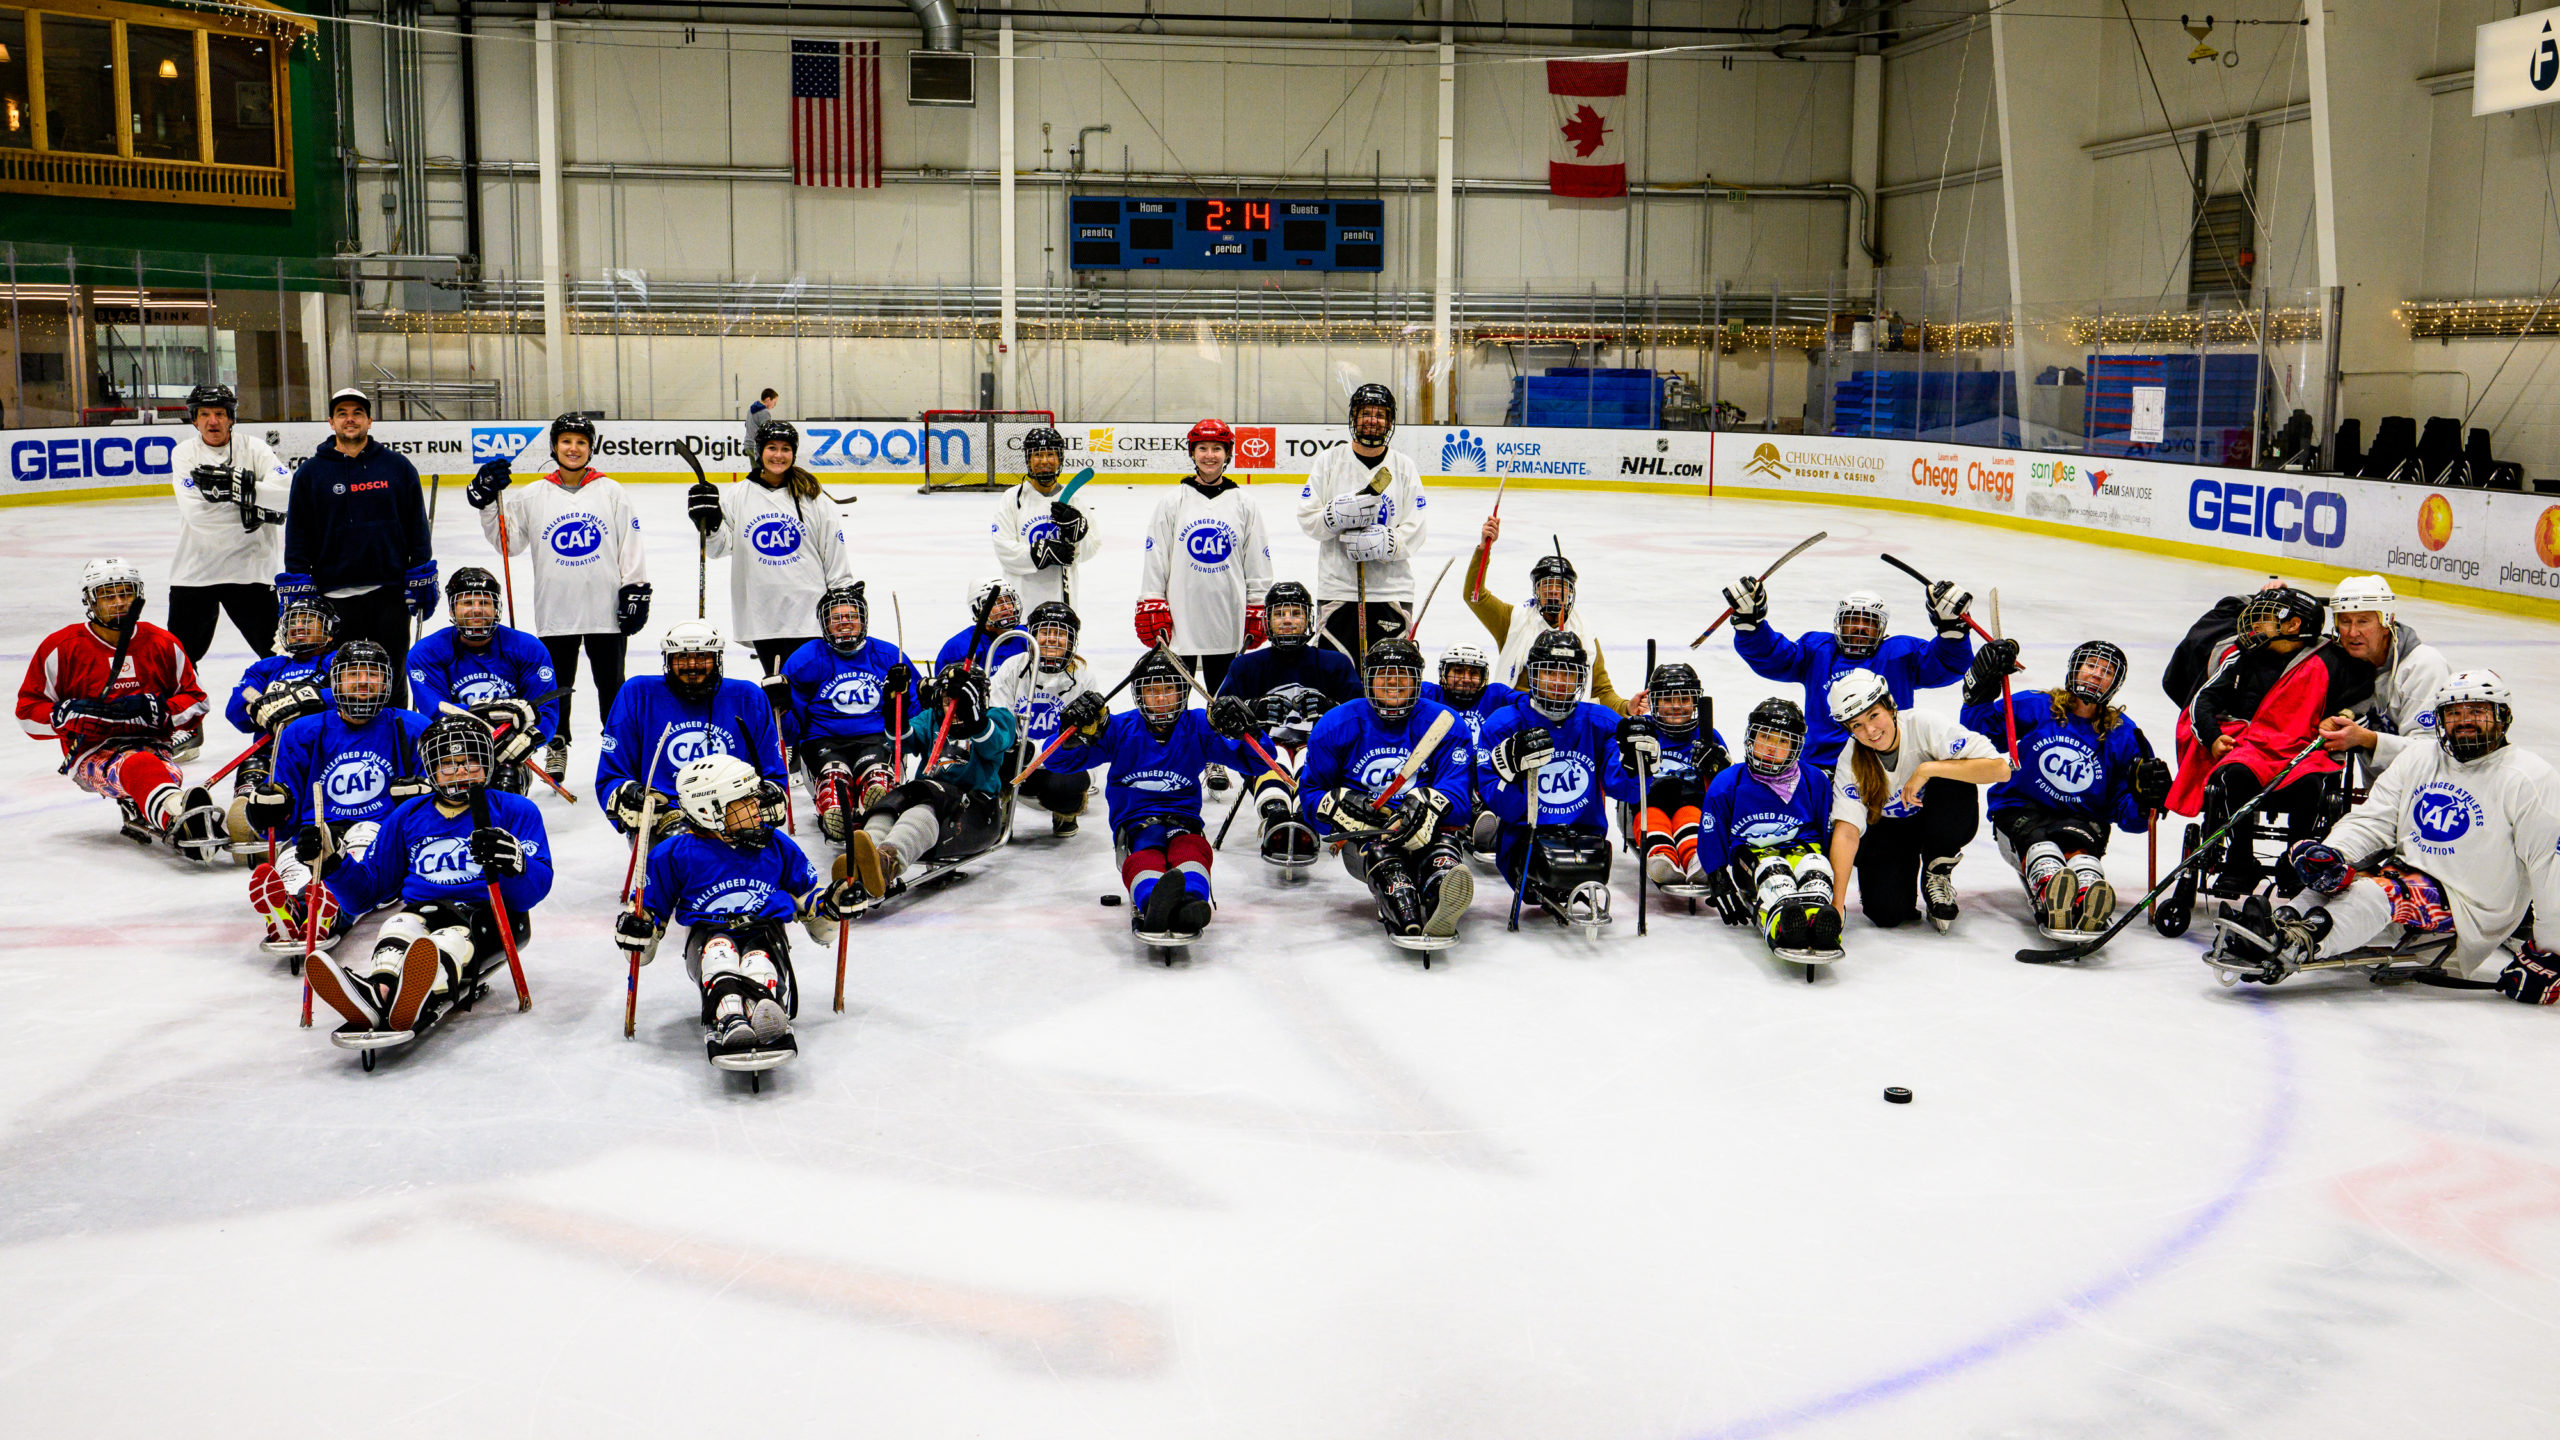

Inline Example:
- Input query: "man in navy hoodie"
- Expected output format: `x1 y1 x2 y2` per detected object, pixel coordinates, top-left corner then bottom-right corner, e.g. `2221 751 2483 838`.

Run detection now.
281 388 435 708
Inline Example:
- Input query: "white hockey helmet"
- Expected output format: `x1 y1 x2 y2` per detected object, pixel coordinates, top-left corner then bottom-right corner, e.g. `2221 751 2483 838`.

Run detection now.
676 753 766 839
971 576 1020 629
1827 666 1894 725
1835 590 1889 659
661 619 726 701
80 557 145 624
1439 642 1490 675
2432 669 2513 762
661 619 724 657
2330 575 2398 625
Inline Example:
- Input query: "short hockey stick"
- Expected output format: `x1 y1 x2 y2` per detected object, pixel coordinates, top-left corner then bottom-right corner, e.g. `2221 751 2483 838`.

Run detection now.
468 785 534 1010
1688 531 1826 649
1880 551 2017 763
624 782 661 1040
677 439 711 619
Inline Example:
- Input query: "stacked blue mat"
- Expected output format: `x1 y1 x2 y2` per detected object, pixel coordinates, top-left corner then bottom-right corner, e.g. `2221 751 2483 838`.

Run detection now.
1828 370 2013 440
1505 369 1662 429
2083 353 2260 462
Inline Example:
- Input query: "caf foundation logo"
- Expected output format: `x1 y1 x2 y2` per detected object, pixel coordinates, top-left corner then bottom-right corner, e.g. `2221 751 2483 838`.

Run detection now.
1744 443 1788 479
1439 430 1488 474
2417 494 2455 553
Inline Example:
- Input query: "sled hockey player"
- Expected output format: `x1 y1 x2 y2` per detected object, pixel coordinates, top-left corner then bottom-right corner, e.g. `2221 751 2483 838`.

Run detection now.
1473 631 1647 931
1464 517 1626 710
300 714 553 1047
1697 699 1842 965
1959 638 2168 937
17 558 221 861
1725 578 1972 771
243 641 432 949
1824 669 2010 933
406 566 561 794
992 600 1097 837
1216 581 1358 864
781 584 921 841
1298 638 1476 951
937 578 1031 675
166 382 291 669
1040 651 1279 945
839 664 1019 912
990 426 1097 610
469 413 651 777
2210 670 2560 1006
617 755 856 1069
1295 384 1428 657
281 388 435 709
688 418 857 674
1135 418 1274 697
598 620 789 841
220 596 343 860
1624 661 1731 893
2316 576 2454 779
2165 583 2373 902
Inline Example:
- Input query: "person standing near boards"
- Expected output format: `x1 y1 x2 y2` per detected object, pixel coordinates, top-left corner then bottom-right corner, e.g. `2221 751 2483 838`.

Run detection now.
1297 384 1427 659
688 419 856 680
280 388 435 709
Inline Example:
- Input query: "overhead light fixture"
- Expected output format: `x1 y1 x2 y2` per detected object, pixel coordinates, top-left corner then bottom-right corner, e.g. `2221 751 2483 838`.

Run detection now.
159 57 179 79
1 42 13 62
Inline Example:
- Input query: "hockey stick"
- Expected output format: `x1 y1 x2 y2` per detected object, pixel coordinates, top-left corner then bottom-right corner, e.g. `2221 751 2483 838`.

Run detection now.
2015 739 2327 965
1637 638 1653 937
467 786 534 1010
1688 531 1826 649
1325 708 1461 853
1056 465 1098 504
496 500 519 629
1154 646 1294 786
623 781 661 1040
676 439 711 619
1879 552 2017 763
301 781 323 1027
891 592 908 776
1212 772 1255 851
1013 650 1152 787
1510 750 1542 933
1409 555 1457 642
202 732 273 789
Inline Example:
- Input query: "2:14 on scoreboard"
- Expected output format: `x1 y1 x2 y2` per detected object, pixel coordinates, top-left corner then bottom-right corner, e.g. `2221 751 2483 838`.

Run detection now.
1068 196 1386 272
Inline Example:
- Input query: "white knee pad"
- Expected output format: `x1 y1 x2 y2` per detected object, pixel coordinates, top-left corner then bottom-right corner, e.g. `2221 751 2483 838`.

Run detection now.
367 910 470 991
2066 852 2107 887
2303 879 2396 955
1785 854 1835 906
700 936 780 990
2019 840 2066 889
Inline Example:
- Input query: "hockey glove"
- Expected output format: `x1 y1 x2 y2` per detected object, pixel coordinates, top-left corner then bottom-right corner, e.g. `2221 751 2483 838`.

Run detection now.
274 572 316 605
757 670 791 720
404 561 440 621
244 783 294 836
251 679 328 733
1962 638 2022 707
758 779 789 827
1341 526 1396 564
1317 786 1389 837
473 696 539 742
2498 949 2560 1005
820 876 867 920
1384 787 1454 851
1707 864 1754 926
469 825 525 879
386 775 434 801
1029 533 1075 571
609 781 669 833
1927 579 1973 637
2286 839 2355 896
1244 602 1267 649
1616 714 1662 770
1324 490 1385 534
91 693 169 736
2129 755 2173 810
686 480 723 538
466 458 513 510
1723 576 1768 631
1253 692 1291 728
294 820 335 867
1135 597 1174 648
616 583 652 636
883 660 916 701
1051 500 1090 543
1697 736 1733 781
1061 692 1107 734
190 463 238 505
613 910 658 960
1208 695 1255 739
1490 725 1556 786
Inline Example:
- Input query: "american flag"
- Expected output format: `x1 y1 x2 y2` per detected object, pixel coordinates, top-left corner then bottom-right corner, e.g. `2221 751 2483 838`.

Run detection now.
792 38 881 188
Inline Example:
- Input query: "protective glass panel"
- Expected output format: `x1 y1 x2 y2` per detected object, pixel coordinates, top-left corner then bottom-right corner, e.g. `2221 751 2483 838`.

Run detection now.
37 15 116 155
206 31 273 167
126 24 197 162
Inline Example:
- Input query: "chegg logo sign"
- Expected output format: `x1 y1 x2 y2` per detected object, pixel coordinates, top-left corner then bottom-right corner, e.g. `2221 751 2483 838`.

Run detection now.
1911 456 1959 496
1966 459 2014 503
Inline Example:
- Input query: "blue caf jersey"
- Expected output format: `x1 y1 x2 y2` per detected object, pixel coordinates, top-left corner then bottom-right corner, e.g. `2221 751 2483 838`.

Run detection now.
1733 624 1970 769
1696 763 1833 874
595 676 788 816
1648 722 1732 786
226 649 333 734
781 636 920 747
1297 698 1474 837
406 624 562 737
1962 690 2154 832
1044 707 1260 832
1420 680 1518 753
331 789 554 915
935 625 1029 675
640 828 824 929
268 707 431 829
1472 695 1644 832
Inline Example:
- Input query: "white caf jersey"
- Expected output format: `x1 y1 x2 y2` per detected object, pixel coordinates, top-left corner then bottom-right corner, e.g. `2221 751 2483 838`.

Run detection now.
991 650 1098 749
479 471 650 636
168 431 292 587
989 481 1098 610
1491 601 1603 702
1139 480 1273 654
1831 709 2000 832
704 479 856 643
2357 622 2455 775
2325 738 2560 975
1294 444 1427 603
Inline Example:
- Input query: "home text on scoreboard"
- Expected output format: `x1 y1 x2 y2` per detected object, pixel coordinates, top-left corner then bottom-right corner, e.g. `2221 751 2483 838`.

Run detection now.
1068 197 1386 272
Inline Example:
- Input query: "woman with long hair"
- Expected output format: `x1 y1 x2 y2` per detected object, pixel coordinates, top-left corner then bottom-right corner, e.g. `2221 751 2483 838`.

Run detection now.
1825 668 2010 932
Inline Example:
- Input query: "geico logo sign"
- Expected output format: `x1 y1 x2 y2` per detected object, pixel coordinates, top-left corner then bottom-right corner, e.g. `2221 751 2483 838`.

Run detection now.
1911 456 1959 495
11 434 178 482
2187 479 2346 549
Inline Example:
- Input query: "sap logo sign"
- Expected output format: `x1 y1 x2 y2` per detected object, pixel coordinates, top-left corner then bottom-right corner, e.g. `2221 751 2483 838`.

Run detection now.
1182 519 1238 566
547 516 605 561
12 433 178 483
2188 480 2347 549
2038 744 2098 795
415 837 480 883
748 515 805 558
823 673 883 713
472 426 543 464
2411 784 2478 845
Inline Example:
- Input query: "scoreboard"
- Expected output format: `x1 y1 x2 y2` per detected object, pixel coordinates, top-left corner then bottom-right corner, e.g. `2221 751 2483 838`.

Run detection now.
1068 196 1385 272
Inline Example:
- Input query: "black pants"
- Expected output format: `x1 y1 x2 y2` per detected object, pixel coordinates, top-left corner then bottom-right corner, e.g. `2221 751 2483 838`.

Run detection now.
166 583 277 662
1851 778 1979 928
1019 766 1091 815
1316 599 1411 660
754 637 815 675
1177 651 1236 695
540 633 628 742
334 586 414 709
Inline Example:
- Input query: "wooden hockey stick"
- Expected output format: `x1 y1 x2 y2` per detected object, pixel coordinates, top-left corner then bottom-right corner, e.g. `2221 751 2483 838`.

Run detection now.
1881 552 2016 762
1154 645 1295 786
299 783 321 1028
468 786 534 1010
676 439 712 619
1687 531 1826 649
1409 555 1457 641
496 499 518 629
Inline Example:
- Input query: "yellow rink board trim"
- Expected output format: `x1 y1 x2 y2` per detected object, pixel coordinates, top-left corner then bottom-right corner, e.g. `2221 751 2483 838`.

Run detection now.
14 470 2559 626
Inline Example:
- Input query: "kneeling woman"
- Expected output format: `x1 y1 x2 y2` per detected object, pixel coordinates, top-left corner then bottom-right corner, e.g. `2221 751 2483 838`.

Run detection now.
1825 669 2010 932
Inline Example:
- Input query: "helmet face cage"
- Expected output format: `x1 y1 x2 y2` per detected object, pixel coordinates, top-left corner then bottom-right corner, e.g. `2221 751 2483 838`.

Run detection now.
1268 599 1312 645
1366 661 1423 722
451 587 500 638
83 577 142 628
1835 597 1888 659
663 631 724 699
1649 667 1701 732
678 757 766 842
279 599 336 657
2065 641 2126 708
820 592 868 651
1437 657 1488 708
1745 718 1804 777
2238 588 2321 648
1524 655 1587 717
974 581 1020 633
1032 619 1077 669
2438 699 2512 761
331 647 392 723
420 721 493 804
1136 674 1188 732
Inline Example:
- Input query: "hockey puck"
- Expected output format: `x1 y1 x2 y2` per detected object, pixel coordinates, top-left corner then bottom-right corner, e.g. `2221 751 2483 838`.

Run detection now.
1100 894 1124 907
1883 1087 1913 1104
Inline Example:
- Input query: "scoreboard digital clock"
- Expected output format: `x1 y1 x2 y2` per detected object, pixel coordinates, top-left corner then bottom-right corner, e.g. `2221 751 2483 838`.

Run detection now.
1068 196 1385 272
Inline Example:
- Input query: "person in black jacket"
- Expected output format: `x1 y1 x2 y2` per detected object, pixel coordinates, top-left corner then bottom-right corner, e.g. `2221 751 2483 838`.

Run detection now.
280 389 436 708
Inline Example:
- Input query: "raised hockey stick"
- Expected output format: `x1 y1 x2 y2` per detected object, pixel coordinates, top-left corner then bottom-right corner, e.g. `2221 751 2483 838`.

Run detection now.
676 439 711 619
1638 638 1653 937
1688 531 1826 649
1055 465 1098 504
496 499 519 629
468 786 534 1010
1880 551 2017 763
1409 555 1457 641
2015 739 2327 965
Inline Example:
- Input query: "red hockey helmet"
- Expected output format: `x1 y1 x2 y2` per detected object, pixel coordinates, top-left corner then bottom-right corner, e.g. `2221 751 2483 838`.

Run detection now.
1185 418 1235 455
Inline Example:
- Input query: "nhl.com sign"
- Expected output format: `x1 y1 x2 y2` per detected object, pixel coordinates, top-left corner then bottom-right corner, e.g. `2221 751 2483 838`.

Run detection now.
2474 6 2560 116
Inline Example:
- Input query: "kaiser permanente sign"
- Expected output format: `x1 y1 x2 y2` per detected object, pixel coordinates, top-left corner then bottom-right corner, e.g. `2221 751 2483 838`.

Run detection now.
2475 5 2560 116
11 417 2560 620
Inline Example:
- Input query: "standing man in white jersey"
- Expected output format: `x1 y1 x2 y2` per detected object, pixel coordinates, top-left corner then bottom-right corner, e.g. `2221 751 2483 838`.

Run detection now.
165 383 292 671
1297 383 1428 659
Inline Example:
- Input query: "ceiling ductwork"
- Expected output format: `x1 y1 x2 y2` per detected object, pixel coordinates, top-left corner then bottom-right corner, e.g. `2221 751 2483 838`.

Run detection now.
907 0 959 51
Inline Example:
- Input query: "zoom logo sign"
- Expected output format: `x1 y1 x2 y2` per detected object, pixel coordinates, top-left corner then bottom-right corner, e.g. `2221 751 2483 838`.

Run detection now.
2187 479 2347 550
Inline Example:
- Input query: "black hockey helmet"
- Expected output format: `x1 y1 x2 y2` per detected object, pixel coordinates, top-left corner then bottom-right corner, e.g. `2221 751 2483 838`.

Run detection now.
1743 697 1807 778
418 713 495 806
277 596 340 658
1363 636 1426 724
447 566 504 642
184 383 237 420
1648 661 1703 732
330 640 396 724
817 582 869 654
549 412 598 454
1027 600 1080 672
1264 579 1315 648
1021 426 1067 466
1347 382 1397 443
1130 650 1190 736
1529 550 1578 623
2064 640 2128 709
753 418 800 457
1522 628 1590 719
2237 585 2324 650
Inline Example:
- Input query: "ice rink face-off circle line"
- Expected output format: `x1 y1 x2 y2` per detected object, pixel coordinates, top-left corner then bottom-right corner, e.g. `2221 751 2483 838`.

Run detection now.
1694 1000 2298 1440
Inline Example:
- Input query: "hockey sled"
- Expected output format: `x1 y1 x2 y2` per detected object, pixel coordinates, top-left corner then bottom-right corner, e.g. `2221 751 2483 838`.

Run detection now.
1530 881 1614 938
1134 928 1200 966
2201 918 2466 989
1261 820 1319 879
1770 945 1843 983
1388 932 1458 954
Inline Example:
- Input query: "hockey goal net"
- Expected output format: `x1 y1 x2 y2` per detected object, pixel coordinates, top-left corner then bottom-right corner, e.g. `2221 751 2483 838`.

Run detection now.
918 409 1057 492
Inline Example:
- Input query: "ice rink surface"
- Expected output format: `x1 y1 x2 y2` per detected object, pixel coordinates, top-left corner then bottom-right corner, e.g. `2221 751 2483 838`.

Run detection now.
2 475 2556 1439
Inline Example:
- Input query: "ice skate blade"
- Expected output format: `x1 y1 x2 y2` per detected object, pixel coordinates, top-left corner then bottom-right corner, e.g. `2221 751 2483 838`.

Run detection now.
330 1028 417 1051
1769 946 1843 964
2035 926 2110 944
1654 881 1712 898
1389 933 1458 952
1133 929 1199 947
710 1048 796 1073
261 936 341 956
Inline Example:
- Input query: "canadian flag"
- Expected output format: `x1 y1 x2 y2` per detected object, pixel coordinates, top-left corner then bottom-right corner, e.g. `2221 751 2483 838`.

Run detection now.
1547 59 1628 199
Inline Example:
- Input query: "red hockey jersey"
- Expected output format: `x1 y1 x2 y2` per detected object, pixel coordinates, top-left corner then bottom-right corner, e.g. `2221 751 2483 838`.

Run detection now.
16 620 209 757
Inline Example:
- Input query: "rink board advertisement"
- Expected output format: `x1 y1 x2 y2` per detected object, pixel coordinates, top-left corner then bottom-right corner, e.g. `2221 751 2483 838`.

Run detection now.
13 416 2560 615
